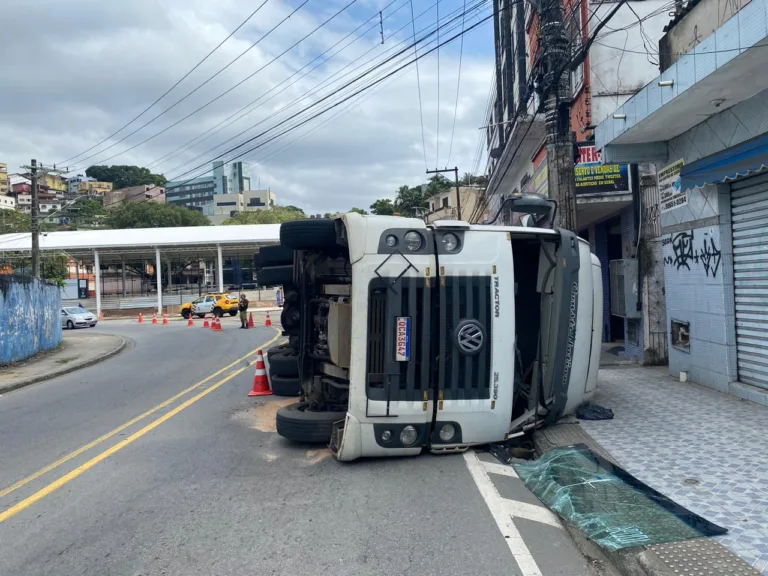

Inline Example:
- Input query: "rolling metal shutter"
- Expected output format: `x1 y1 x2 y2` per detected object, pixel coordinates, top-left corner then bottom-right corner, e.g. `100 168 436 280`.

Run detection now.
731 173 768 390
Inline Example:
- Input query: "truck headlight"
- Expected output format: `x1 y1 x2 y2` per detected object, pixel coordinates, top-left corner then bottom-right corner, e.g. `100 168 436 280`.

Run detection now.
400 425 418 446
385 235 398 247
442 233 459 252
439 424 455 442
381 430 392 442
404 231 422 251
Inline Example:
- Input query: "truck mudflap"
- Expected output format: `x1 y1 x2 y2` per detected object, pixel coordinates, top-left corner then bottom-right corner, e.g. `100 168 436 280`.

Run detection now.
542 229 580 425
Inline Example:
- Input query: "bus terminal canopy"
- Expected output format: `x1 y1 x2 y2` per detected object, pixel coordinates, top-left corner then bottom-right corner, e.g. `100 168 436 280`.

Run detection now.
0 224 281 263
0 225 281 315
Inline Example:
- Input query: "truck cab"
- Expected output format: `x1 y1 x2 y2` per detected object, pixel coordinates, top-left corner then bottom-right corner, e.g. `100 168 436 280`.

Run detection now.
273 206 603 461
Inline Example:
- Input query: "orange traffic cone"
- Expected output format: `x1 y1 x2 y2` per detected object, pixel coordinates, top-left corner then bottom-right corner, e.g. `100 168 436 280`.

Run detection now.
213 316 222 331
248 312 254 328
248 350 272 397
152 313 158 325
162 314 169 326
203 315 210 328
138 313 144 324
265 311 272 327
187 315 194 327
99 312 104 321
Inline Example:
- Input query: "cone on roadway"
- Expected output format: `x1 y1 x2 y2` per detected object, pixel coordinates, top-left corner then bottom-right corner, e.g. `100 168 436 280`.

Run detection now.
248 350 271 397
265 311 272 327
138 313 144 324
152 313 158 325
248 312 254 328
187 315 195 327
99 312 105 321
162 313 169 325
213 316 222 331
203 315 210 328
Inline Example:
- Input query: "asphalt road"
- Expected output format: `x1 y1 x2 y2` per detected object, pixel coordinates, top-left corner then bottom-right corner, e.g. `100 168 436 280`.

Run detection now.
0 318 609 576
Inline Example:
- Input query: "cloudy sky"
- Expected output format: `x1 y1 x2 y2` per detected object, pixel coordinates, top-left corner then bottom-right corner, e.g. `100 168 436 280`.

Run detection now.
0 0 495 214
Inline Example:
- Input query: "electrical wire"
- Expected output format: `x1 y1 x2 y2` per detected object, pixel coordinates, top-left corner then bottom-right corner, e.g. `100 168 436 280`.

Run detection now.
446 0 467 168
71 0 308 170
159 0 489 186
57 0 271 166
410 0 429 172
435 0 441 168
146 0 407 172
141 10 494 206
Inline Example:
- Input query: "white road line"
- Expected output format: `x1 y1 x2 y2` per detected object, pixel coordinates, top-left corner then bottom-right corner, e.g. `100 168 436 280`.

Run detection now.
504 499 563 529
463 450 543 576
482 460 519 478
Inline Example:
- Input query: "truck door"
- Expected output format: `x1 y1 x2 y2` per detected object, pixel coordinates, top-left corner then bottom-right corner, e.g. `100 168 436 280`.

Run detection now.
432 227 515 447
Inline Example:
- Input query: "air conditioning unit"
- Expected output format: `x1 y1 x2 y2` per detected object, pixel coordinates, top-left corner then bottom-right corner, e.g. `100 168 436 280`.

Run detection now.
609 259 641 319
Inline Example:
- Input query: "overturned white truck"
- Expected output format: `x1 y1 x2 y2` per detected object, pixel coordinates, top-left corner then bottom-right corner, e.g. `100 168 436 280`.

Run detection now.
269 196 603 461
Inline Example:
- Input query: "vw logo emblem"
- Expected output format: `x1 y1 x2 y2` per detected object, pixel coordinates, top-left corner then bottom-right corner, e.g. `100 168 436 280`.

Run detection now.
455 320 485 356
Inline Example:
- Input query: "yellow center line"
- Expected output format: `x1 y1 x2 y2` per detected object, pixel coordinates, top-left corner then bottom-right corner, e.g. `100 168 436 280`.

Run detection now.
0 330 282 524
0 330 280 500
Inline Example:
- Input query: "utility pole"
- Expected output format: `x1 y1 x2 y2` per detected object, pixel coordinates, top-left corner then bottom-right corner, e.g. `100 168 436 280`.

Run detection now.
536 0 578 231
30 159 40 278
426 167 462 220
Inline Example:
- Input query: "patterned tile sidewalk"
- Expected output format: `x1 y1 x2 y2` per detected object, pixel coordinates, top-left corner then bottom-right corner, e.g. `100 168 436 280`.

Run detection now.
582 367 768 575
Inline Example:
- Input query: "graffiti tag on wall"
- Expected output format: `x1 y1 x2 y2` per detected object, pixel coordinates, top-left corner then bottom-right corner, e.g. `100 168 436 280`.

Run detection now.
662 230 722 278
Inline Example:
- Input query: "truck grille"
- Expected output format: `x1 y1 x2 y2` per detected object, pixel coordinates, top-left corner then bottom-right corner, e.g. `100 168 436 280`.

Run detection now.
366 277 431 403
439 276 492 401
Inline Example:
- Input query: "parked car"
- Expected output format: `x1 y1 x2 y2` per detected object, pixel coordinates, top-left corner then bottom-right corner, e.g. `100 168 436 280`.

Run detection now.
191 293 239 317
61 307 97 329
179 296 205 319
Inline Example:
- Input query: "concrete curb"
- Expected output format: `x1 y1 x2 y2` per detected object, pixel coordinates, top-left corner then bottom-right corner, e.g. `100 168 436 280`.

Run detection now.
0 335 130 395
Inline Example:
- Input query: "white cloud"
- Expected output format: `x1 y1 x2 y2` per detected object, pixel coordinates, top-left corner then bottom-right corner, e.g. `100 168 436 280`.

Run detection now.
0 0 494 214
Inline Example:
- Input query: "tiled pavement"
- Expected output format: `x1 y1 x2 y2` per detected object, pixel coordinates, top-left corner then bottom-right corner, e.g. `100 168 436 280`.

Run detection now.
582 366 768 575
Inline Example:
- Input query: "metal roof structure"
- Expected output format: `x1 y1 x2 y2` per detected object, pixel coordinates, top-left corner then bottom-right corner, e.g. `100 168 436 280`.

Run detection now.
0 224 281 262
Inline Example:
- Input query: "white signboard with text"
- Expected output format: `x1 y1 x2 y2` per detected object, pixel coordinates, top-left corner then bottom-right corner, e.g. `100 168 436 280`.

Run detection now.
659 159 686 213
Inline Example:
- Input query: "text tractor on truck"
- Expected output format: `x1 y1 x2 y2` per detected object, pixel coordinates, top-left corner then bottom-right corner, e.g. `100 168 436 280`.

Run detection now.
272 197 603 461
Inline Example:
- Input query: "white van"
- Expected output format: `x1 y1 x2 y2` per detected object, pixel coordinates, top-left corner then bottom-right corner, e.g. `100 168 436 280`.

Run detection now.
273 198 603 461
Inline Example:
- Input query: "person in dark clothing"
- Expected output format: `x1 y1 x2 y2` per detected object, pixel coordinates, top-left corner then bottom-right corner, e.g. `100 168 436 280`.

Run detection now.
239 294 250 329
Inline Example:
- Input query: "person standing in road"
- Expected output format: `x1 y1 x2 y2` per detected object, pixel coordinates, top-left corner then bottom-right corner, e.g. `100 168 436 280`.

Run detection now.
239 294 250 329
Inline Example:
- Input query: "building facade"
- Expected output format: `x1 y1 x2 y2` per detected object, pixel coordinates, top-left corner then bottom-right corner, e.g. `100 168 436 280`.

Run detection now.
0 195 15 211
595 0 768 402
0 163 7 195
105 185 166 209
425 186 481 223
204 189 277 225
212 161 251 196
484 0 669 363
165 176 215 211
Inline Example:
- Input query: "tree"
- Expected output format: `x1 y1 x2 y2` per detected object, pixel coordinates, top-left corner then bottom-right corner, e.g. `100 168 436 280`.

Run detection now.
105 202 209 228
222 206 306 225
0 210 31 235
370 198 395 215
85 165 168 189
349 207 368 215
395 185 429 217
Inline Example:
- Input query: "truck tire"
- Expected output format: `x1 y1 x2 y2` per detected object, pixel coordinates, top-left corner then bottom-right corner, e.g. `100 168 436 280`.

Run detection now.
280 306 301 330
267 342 291 357
276 403 346 443
259 245 294 267
268 350 298 377
257 265 293 286
270 374 301 397
280 219 337 250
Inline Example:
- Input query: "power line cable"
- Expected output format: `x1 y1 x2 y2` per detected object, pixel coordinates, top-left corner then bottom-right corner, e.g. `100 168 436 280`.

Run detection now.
58 0 271 166
160 0 486 180
148 0 407 172
435 0 441 168
409 0 429 171
445 0 467 168
165 11 494 194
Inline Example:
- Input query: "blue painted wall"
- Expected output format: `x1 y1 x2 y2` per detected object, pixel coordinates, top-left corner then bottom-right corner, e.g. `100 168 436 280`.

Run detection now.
0 278 63 365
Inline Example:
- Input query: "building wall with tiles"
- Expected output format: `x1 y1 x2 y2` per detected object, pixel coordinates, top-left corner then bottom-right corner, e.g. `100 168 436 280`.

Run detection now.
659 186 738 392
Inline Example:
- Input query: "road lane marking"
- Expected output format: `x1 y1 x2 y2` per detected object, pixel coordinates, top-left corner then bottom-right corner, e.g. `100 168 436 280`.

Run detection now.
483 461 519 478
503 500 562 529
0 330 282 524
0 331 280 500
463 450 542 576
